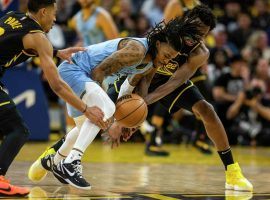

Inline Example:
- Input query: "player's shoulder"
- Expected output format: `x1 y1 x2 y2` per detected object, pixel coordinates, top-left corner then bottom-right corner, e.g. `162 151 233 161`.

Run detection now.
96 6 113 19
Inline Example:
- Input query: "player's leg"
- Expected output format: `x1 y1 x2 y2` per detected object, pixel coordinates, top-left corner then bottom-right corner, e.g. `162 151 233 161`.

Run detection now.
0 89 30 196
165 81 252 191
53 82 115 190
28 136 65 182
29 77 120 182
145 103 170 156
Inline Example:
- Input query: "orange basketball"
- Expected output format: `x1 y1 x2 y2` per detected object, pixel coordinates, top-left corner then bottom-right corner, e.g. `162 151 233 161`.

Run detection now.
114 94 148 128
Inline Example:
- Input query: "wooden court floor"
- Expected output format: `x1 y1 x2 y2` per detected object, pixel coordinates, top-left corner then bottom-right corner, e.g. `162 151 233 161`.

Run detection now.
2 141 270 199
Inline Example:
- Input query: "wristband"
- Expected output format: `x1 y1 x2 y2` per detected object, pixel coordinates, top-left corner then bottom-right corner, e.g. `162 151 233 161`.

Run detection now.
82 104 88 113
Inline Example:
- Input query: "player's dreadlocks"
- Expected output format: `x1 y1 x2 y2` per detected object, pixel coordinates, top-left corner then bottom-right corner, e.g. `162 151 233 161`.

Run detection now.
147 16 205 58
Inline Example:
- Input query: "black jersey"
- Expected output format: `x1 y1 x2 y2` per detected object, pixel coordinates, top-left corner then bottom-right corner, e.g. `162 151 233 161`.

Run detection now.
150 41 201 90
0 11 44 77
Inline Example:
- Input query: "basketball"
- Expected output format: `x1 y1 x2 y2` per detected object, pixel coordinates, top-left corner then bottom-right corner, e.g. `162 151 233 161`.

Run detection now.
114 94 148 128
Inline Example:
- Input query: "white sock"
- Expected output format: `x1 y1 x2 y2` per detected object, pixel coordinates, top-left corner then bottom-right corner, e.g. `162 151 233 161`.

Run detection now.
54 127 79 165
64 119 100 163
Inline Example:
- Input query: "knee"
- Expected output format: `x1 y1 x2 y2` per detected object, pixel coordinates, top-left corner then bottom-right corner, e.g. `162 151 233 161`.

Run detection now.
192 100 216 121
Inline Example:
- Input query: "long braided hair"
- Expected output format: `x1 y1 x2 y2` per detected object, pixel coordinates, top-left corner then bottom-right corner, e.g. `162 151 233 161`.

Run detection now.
147 16 205 59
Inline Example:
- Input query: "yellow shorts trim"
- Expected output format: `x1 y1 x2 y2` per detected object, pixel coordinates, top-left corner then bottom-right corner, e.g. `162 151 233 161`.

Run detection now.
168 81 194 113
0 101 11 107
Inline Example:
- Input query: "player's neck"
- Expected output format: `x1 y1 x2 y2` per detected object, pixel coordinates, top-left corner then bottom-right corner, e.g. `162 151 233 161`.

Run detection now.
27 12 42 28
82 4 96 19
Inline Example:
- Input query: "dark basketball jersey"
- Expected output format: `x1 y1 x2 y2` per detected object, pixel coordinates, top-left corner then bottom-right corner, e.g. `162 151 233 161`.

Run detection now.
150 41 201 90
0 11 44 77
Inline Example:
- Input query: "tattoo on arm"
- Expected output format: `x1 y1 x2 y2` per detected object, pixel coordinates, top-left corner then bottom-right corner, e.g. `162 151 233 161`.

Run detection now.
95 40 146 78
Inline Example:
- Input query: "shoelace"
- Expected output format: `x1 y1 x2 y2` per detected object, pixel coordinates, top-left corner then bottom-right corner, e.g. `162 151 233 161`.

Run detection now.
73 164 83 178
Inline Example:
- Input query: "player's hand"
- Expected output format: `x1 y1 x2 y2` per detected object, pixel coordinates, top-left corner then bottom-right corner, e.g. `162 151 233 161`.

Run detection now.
122 127 139 141
107 122 122 140
57 47 86 63
101 131 121 149
84 106 108 129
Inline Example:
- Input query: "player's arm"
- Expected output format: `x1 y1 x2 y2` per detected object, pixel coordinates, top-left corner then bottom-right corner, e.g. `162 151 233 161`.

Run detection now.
144 44 209 105
118 67 156 98
92 40 146 84
23 33 107 129
135 67 157 97
97 8 119 39
164 0 183 23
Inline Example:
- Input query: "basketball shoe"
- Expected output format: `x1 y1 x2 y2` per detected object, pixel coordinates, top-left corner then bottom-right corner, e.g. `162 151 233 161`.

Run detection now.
28 147 55 182
225 163 253 191
53 160 91 190
41 154 68 184
0 176 29 196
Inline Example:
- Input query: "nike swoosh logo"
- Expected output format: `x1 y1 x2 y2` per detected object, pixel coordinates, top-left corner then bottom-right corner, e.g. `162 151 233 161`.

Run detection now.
63 165 75 176
0 186 11 192
221 149 231 154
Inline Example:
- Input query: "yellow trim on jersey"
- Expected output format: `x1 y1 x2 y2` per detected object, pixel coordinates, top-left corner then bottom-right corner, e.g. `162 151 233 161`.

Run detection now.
0 101 11 107
190 75 206 83
29 30 44 34
168 81 194 113
4 51 23 67
22 50 36 57
114 78 120 93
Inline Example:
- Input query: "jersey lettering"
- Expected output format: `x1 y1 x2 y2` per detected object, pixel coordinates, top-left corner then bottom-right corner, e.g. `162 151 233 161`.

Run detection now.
4 17 22 29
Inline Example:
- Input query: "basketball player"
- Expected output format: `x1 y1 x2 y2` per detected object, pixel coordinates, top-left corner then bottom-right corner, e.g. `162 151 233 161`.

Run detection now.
0 0 109 196
145 0 202 156
147 0 211 156
30 18 196 190
69 0 118 46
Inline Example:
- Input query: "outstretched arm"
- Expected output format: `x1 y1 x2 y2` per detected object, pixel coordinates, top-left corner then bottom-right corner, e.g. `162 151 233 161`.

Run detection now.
92 39 146 84
23 33 107 129
145 43 209 105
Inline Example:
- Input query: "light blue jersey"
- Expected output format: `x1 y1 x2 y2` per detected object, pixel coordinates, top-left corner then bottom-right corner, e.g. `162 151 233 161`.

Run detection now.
58 37 153 117
75 7 106 46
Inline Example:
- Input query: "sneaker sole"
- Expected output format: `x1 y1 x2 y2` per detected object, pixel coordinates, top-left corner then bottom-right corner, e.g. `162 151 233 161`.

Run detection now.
28 159 47 182
53 170 91 190
225 183 253 192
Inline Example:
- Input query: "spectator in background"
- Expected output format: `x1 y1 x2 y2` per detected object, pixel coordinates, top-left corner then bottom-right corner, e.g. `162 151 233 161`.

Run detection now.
69 0 119 46
134 13 151 37
226 79 270 146
113 0 136 37
252 0 270 31
242 30 270 66
254 58 270 96
208 48 230 86
218 0 242 33
141 0 168 27
213 55 248 144
56 0 77 25
211 23 238 59
229 12 253 50
164 0 200 23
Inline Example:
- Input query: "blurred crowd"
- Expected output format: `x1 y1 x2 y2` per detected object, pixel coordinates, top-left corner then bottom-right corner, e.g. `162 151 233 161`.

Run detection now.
14 0 270 148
